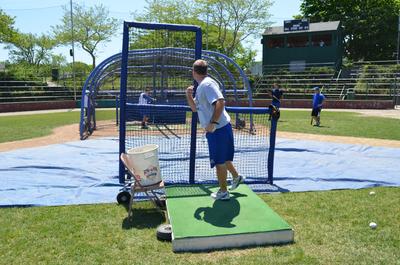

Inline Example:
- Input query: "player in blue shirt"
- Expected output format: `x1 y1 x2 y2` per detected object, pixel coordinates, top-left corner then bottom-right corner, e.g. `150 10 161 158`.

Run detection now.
186 60 244 201
311 86 325 126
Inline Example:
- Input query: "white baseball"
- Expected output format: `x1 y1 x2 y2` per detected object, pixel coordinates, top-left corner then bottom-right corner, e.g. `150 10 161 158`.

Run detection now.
369 222 377 229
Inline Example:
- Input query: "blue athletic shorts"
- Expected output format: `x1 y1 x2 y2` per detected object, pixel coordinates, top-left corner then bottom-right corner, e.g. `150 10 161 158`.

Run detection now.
311 107 322 117
206 123 234 168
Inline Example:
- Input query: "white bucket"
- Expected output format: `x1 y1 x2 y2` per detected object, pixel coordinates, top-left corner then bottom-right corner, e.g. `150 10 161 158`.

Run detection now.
127 144 161 187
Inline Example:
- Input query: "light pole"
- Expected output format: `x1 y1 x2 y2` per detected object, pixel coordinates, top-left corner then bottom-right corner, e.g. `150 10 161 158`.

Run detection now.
397 14 400 64
70 0 76 101
206 13 209 50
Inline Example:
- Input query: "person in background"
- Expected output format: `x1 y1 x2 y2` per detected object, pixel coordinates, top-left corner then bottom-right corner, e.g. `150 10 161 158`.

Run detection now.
267 83 284 121
270 83 284 109
138 88 156 129
311 86 325 126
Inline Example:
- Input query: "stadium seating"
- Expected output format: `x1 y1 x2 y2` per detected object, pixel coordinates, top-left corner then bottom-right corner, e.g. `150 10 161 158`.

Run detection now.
252 61 399 101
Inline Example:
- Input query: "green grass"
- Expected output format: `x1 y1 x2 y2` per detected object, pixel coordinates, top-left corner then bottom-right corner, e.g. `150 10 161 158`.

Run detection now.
0 110 115 143
278 110 400 140
1 187 398 264
0 109 399 144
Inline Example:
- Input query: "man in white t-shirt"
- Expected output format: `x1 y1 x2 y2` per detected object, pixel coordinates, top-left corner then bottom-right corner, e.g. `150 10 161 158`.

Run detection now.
186 59 244 201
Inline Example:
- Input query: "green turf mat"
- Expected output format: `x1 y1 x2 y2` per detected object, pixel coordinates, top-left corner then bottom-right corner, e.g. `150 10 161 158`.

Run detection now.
166 184 293 239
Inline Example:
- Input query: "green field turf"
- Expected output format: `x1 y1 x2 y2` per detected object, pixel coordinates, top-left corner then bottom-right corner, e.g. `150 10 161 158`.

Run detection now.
0 110 115 143
278 110 400 140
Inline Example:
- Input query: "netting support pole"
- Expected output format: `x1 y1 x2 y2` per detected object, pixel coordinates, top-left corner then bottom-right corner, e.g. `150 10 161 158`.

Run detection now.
267 116 278 184
118 22 130 184
189 29 202 184
115 96 119 126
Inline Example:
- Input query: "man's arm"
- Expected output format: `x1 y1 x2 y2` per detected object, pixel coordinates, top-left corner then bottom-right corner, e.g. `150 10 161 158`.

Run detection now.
205 99 224 132
143 94 156 103
186 85 197 112
211 99 224 122
318 94 325 107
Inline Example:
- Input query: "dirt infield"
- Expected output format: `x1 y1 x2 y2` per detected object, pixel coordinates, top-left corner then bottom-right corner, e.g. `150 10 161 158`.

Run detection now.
0 121 116 152
1 120 399 152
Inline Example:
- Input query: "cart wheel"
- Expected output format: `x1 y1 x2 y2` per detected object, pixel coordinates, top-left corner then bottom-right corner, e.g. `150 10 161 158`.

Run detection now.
155 198 166 209
156 224 172 241
117 191 131 204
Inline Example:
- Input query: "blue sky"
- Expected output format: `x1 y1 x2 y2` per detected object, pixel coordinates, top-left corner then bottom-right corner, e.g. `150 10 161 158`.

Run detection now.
0 0 302 64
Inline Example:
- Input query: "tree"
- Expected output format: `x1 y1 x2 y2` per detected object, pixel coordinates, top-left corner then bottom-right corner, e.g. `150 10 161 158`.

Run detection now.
300 0 400 61
133 1 218 55
139 0 193 24
0 9 17 43
134 0 272 68
6 33 56 67
53 3 119 69
195 0 272 58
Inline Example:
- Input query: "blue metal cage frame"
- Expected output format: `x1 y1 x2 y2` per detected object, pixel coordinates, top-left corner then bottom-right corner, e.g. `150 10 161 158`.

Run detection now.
80 21 278 185
79 48 254 140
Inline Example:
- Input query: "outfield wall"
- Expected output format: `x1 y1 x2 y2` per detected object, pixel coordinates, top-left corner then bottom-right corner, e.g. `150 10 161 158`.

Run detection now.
0 101 76 113
0 99 394 113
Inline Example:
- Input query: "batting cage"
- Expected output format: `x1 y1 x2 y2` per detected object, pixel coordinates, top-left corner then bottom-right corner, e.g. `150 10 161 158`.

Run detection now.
80 21 278 186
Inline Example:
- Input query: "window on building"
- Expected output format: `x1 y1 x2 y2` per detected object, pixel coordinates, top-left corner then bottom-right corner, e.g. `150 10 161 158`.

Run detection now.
311 34 332 47
287 35 308 48
267 37 284 48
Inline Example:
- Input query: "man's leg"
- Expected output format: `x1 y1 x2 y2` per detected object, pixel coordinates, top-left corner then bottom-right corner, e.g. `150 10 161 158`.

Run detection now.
316 109 321 126
226 161 238 179
311 108 319 125
215 163 228 192
207 124 232 200
210 163 230 200
142 115 149 129
226 161 244 190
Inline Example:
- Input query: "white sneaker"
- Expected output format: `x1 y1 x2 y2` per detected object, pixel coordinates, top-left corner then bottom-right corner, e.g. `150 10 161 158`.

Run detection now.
211 190 230 200
230 175 244 190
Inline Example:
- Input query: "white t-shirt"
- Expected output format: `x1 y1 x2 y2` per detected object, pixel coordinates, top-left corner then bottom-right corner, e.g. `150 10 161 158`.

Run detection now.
83 93 89 108
138 92 150 105
194 76 230 129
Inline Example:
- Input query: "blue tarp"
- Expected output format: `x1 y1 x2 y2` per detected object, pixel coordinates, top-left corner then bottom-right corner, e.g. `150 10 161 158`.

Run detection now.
0 137 399 207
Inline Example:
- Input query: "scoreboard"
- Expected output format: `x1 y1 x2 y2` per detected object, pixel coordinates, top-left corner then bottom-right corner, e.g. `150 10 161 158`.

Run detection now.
284 19 310 32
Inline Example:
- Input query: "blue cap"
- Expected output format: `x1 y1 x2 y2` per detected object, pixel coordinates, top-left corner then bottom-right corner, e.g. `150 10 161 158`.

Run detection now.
313 86 320 91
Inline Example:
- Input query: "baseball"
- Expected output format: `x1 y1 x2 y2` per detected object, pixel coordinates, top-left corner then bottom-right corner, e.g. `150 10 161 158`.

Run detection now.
369 222 377 229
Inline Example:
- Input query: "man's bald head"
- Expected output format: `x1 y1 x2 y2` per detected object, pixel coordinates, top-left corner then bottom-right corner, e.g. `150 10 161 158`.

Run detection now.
192 59 208 76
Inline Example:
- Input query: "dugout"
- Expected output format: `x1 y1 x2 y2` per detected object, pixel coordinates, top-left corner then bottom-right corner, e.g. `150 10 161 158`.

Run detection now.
261 20 343 72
